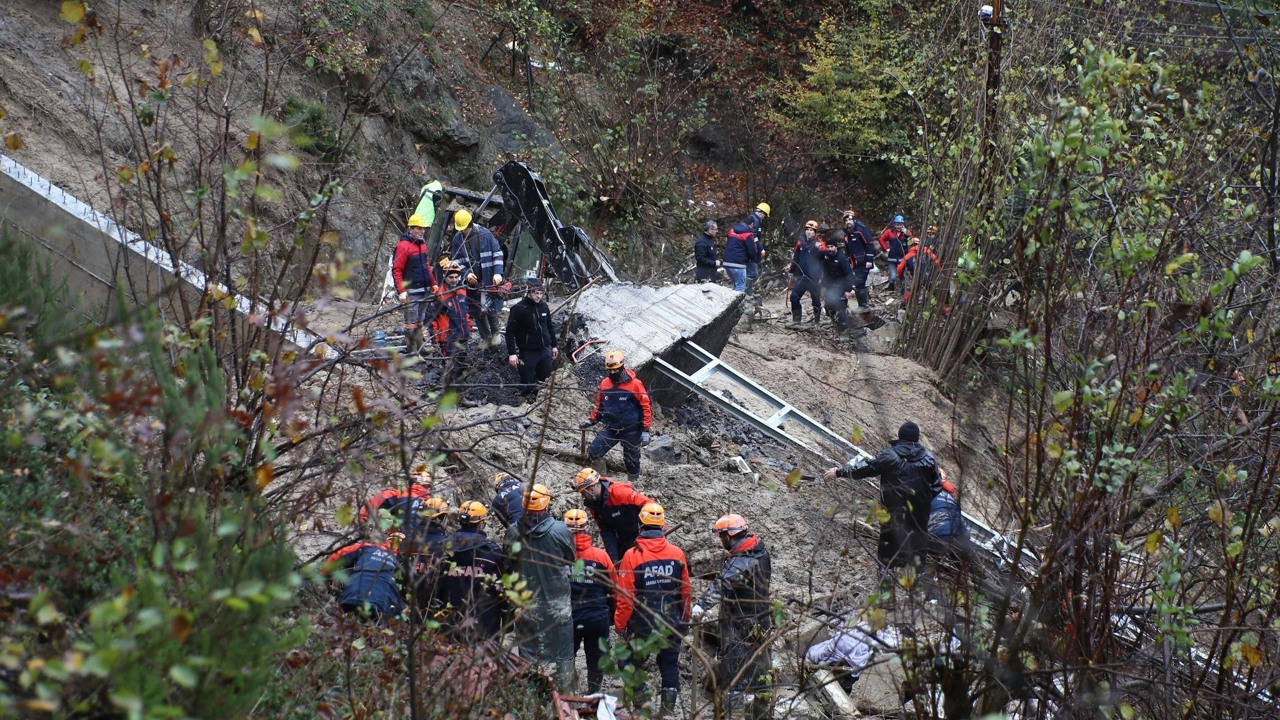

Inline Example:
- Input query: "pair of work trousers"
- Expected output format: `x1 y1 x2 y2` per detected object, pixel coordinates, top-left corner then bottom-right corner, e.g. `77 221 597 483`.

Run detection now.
850 267 871 308
789 277 822 320
403 290 431 327
466 293 495 340
440 342 468 387
517 348 554 398
746 262 762 307
621 631 682 691
574 615 611 692
588 426 643 475
822 281 851 330
718 620 772 692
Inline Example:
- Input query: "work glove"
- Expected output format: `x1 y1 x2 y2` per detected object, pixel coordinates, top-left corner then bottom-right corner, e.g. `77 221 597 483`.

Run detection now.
398 292 408 303
641 431 651 446
691 604 705 621
580 420 595 430
431 285 439 294
467 273 478 287
493 273 503 285
508 354 519 368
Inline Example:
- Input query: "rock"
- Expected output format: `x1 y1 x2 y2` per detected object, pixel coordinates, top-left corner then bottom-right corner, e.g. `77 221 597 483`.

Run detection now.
646 435 685 464
695 447 714 467
849 653 904 714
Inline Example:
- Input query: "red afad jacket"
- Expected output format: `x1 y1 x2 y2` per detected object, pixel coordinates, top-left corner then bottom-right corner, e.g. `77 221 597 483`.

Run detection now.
615 531 691 635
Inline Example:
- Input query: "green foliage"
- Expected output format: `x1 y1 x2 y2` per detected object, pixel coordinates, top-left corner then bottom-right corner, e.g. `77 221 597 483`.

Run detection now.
598 627 673 709
0 226 81 351
282 96 343 160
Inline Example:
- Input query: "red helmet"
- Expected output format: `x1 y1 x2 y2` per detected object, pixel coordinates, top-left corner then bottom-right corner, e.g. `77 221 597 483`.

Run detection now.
713 513 748 536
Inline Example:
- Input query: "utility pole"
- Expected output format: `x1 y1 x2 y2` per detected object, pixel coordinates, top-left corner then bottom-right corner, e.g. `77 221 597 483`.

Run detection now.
982 0 1007 153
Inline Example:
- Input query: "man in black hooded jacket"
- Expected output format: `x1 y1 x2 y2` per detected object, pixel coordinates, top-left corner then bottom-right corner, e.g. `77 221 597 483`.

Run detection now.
505 279 559 401
823 421 942 569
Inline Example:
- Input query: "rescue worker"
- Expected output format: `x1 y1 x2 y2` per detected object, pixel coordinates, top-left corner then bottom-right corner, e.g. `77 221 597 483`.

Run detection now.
432 261 471 387
722 218 756 292
450 209 504 346
818 233 854 332
565 508 618 694
877 215 913 292
358 469 433 526
842 210 875 310
325 535 404 621
898 235 941 304
928 473 976 570
392 214 439 355
441 501 509 641
788 220 825 325
822 422 942 570
581 350 652 481
570 467 654 563
692 514 773 707
695 220 720 283
504 278 559 401
742 203 769 309
490 471 525 531
512 484 576 691
404 497 452 617
615 503 691 718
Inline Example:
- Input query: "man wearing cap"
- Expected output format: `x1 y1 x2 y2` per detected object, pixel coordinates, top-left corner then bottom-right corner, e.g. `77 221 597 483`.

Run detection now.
450 209 505 345
822 421 943 569
511 485 576 691
504 278 559 402
392 214 438 355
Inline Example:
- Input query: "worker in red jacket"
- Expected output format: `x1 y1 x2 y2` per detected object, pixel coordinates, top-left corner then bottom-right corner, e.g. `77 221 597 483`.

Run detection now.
580 350 652 481
358 469 433 525
565 508 618 694
392 214 438 355
877 215 913 292
615 503 690 718
570 467 653 563
898 235 941 304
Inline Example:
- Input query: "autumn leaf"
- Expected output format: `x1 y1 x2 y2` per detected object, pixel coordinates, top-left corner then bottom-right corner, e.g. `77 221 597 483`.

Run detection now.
1127 407 1143 425
255 464 274 490
4 132 23 151
1052 390 1074 413
1144 530 1162 554
320 231 339 246
335 504 355 527
1166 506 1180 529
60 1 86 24
1207 499 1231 527
171 611 193 643
245 131 260 150
1239 642 1262 667
247 27 263 47
850 425 862 444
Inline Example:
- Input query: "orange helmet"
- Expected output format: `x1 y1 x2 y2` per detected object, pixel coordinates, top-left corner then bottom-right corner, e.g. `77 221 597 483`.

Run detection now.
572 468 601 492
639 502 666 527
805 220 819 230
564 508 589 531
458 501 488 523
604 350 625 371
713 513 748 536
524 483 552 511
842 209 856 220
419 497 450 518
493 471 517 488
410 468 433 487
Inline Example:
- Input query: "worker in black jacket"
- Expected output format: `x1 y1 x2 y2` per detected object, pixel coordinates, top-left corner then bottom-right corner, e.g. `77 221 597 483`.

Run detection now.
818 233 854 332
842 210 875 310
504 278 559 401
441 501 509 641
693 514 773 709
695 220 720 283
788 221 825 325
823 421 943 569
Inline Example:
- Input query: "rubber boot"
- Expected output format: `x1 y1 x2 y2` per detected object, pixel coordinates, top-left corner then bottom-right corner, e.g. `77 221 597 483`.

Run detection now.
811 310 822 325
587 672 603 695
405 327 422 355
554 659 575 693
657 688 678 719
626 472 640 484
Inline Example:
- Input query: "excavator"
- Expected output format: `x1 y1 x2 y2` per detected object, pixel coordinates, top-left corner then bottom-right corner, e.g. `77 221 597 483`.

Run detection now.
381 161 617 306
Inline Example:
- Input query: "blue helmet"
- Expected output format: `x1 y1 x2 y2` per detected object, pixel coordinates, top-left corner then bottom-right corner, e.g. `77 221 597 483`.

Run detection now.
893 215 905 224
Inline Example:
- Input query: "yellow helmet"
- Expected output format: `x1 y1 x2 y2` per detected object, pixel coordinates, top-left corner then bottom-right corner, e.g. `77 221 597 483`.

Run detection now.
454 209 473 231
564 508 589 531
524 483 552 512
458 501 488 523
408 213 429 228
639 502 666 527
604 350 625 371
420 497 450 518
755 202 771 217
572 468 601 492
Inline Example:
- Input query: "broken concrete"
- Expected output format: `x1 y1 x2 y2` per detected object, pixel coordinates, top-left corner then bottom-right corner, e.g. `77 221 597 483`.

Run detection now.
572 281 744 404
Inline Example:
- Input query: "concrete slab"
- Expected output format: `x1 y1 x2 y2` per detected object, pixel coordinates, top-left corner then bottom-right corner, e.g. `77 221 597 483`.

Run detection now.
575 282 743 369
